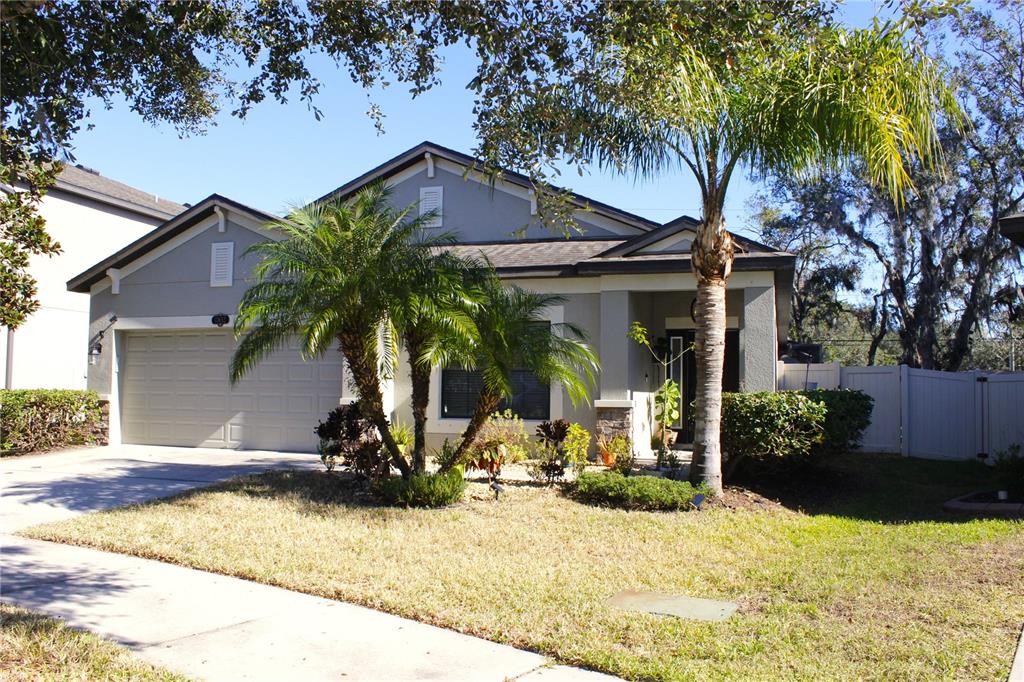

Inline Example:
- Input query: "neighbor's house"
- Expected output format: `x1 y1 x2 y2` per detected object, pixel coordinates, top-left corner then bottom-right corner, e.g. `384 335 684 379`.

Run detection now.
2 166 184 390
1000 211 1024 247
68 142 794 457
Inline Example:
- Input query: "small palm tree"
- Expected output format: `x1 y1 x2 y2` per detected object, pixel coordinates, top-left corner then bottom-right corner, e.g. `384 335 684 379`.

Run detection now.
388 250 479 474
429 273 600 466
230 182 447 478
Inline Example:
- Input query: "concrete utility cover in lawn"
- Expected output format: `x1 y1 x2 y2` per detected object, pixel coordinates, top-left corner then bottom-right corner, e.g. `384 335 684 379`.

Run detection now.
609 590 738 622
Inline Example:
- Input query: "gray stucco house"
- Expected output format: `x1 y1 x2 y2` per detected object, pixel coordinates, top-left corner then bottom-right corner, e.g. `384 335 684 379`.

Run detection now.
69 142 794 457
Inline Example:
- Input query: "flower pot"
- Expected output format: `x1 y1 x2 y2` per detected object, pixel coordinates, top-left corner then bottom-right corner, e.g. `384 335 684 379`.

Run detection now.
600 447 616 467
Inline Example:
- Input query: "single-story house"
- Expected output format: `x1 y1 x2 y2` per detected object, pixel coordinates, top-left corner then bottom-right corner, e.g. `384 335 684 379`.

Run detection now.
2 165 184 390
68 142 795 457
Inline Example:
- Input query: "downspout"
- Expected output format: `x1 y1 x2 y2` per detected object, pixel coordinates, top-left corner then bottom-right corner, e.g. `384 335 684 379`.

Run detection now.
4 328 13 389
214 205 226 232
424 152 435 179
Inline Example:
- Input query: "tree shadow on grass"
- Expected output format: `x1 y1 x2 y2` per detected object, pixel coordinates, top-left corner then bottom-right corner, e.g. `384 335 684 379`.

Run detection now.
727 452 1011 524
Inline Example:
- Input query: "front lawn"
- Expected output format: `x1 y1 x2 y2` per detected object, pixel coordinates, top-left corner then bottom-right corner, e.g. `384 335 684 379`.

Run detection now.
0 603 188 681
22 453 1024 681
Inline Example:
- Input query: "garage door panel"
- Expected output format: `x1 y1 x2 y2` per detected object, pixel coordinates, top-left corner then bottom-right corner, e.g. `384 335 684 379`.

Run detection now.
121 330 342 452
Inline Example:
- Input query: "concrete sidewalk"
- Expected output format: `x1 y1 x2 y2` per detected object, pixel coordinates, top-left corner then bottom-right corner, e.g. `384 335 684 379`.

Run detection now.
3 535 615 681
1 446 620 681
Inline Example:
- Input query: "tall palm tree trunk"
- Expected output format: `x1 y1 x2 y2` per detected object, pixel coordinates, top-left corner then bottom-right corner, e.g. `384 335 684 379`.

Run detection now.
450 388 503 465
688 209 733 496
337 331 412 478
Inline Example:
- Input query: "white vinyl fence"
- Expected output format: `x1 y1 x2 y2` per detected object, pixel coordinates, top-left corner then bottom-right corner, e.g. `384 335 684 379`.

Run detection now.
777 362 1024 460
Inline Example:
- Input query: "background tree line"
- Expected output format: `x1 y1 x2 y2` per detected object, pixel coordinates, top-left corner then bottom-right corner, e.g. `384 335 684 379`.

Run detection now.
752 0 1024 371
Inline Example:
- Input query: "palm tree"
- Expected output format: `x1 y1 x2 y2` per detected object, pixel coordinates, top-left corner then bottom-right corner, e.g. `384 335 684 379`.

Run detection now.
495 7 958 494
429 273 600 465
230 182 449 478
388 250 479 474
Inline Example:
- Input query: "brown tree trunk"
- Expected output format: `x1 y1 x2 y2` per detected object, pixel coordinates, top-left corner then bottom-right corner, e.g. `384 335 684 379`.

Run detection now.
688 208 732 496
405 334 432 474
451 388 503 464
337 331 412 478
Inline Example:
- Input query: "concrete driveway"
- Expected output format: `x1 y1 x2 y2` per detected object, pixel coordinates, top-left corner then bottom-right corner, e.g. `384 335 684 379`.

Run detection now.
1 444 319 532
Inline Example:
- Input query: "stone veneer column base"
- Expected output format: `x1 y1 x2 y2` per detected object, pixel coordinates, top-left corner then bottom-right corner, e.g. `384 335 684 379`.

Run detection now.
595 402 634 442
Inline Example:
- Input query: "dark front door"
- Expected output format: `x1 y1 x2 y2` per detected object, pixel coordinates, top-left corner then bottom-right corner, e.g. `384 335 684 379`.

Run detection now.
667 329 739 444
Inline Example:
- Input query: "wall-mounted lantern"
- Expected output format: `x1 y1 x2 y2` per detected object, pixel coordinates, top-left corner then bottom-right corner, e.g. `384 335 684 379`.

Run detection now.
87 315 118 366
212 313 230 327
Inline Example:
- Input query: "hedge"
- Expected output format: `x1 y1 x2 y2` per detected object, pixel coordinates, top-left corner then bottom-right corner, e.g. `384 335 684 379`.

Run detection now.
0 389 104 455
570 471 709 511
373 466 466 507
721 391 826 467
797 389 874 455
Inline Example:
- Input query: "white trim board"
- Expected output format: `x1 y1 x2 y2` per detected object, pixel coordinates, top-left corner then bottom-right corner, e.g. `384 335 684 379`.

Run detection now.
116 316 233 331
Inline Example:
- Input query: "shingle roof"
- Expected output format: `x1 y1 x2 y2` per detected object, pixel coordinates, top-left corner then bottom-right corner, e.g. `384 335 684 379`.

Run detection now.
55 165 185 219
442 232 794 277
446 239 624 273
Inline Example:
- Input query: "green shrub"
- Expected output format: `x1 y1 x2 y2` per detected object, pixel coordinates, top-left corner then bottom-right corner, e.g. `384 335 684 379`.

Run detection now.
570 471 708 511
0 389 104 454
993 444 1023 498
721 392 825 471
373 466 466 507
798 389 874 455
314 403 388 479
563 423 591 476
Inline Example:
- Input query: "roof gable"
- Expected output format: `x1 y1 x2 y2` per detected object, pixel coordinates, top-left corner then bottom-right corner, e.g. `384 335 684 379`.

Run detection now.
314 141 659 235
67 194 279 293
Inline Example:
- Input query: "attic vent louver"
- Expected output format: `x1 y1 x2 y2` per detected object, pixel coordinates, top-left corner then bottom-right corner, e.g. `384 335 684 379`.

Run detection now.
210 242 233 287
419 186 443 227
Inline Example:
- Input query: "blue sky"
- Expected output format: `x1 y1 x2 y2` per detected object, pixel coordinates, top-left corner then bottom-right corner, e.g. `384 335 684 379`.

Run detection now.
67 1 887 239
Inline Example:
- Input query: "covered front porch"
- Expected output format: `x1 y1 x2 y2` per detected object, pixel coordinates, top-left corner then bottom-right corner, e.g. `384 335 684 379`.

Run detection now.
590 274 781 459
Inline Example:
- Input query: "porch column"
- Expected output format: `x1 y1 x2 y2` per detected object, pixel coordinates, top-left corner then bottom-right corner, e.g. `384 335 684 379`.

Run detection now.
739 286 777 392
595 290 634 442
599 290 631 400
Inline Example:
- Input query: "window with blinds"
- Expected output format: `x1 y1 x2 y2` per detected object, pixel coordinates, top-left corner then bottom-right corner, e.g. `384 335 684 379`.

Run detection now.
210 242 234 287
419 186 443 227
440 368 550 420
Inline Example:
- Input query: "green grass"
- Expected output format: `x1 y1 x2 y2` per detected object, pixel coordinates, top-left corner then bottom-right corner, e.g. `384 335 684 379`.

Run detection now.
22 453 1024 681
0 603 189 681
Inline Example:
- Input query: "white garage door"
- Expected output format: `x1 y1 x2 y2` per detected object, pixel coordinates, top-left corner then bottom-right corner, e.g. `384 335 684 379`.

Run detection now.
121 330 343 452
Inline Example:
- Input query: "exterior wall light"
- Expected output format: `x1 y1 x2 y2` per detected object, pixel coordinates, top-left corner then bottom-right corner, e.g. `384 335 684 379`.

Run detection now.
87 315 118 367
212 313 230 327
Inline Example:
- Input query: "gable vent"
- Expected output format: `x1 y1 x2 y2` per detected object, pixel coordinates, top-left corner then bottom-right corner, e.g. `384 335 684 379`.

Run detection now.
419 186 443 227
210 242 234 287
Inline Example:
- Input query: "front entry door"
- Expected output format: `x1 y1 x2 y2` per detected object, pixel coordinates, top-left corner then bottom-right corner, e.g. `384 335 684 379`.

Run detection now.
667 329 739 444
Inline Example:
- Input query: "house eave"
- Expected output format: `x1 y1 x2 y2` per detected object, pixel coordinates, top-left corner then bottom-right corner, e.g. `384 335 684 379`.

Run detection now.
67 195 280 293
1000 213 1024 247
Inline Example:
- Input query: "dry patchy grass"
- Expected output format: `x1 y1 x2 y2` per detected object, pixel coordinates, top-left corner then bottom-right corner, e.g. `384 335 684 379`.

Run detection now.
0 603 188 681
22 454 1024 681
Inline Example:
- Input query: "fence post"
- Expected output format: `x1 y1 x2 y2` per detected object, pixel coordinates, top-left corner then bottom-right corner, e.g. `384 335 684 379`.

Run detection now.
899 365 909 458
975 373 988 462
